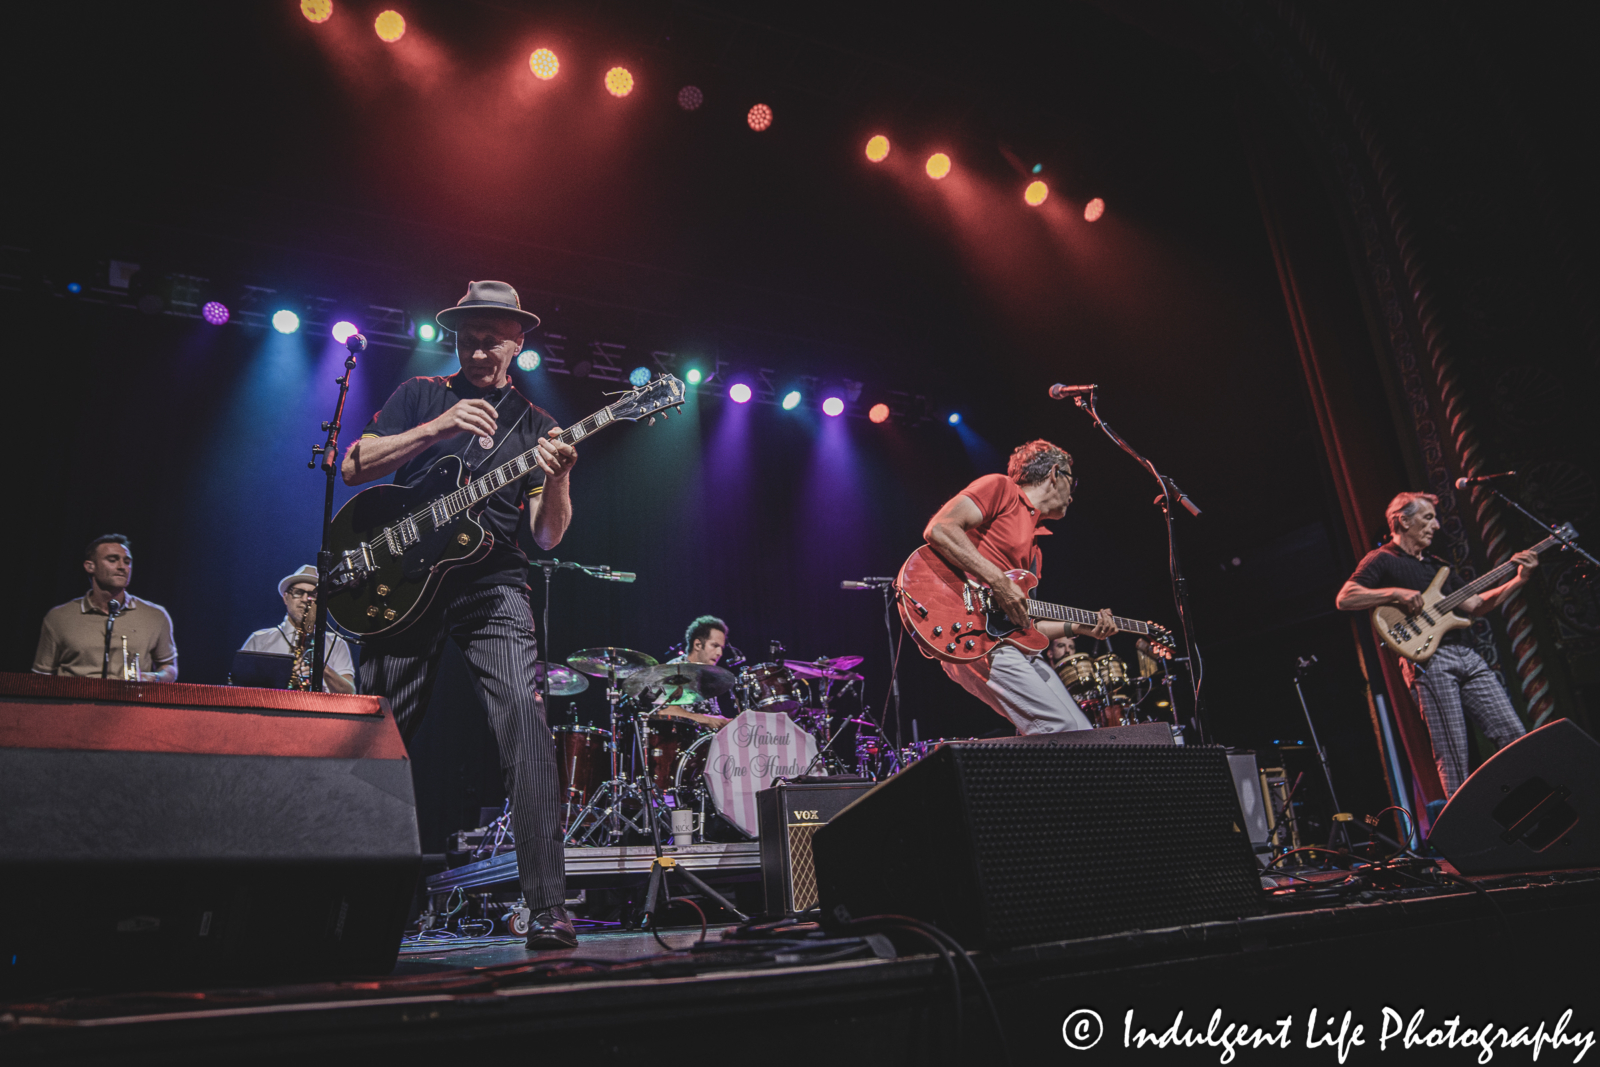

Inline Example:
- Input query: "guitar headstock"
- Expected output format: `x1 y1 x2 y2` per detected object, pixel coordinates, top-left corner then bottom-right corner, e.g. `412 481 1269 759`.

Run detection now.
1555 522 1579 545
1144 623 1176 659
609 375 687 423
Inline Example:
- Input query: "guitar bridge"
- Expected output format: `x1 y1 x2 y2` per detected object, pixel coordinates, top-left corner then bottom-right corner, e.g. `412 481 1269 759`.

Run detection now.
325 543 375 592
962 583 974 614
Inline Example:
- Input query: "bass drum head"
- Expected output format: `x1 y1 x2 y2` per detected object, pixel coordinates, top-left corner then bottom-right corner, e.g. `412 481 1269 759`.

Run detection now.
699 710 819 838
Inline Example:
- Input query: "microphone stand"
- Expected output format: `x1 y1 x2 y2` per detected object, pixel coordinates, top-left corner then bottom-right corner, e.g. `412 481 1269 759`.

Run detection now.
1067 391 1208 742
102 599 125 679
307 332 366 693
532 559 636 717
1477 483 1598 570
842 577 903 748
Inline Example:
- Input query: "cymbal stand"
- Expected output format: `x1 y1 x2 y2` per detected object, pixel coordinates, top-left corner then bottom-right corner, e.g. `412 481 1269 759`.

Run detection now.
1292 655 1349 852
563 662 650 845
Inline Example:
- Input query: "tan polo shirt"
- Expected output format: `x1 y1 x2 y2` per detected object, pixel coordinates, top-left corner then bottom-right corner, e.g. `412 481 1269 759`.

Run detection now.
33 593 179 679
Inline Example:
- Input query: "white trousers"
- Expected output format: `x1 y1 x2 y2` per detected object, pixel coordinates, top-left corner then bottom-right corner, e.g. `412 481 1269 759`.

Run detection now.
943 643 1094 735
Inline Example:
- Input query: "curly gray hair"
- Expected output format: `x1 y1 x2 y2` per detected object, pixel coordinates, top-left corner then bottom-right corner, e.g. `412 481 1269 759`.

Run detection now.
1007 440 1073 486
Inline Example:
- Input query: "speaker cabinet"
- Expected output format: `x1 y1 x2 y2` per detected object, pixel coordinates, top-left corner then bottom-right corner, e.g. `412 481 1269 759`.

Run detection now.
0 674 420 992
757 779 876 917
1429 718 1600 875
812 739 1264 950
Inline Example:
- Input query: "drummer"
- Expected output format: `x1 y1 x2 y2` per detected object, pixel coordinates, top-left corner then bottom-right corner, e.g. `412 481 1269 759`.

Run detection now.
1046 633 1078 669
653 615 733 725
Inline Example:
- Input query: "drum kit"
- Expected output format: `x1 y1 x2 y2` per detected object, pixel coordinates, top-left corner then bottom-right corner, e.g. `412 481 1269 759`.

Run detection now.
553 647 874 845
1052 644 1161 728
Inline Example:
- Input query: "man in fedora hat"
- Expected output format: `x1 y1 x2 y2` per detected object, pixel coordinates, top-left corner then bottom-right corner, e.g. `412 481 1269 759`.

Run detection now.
342 280 579 949
239 564 356 693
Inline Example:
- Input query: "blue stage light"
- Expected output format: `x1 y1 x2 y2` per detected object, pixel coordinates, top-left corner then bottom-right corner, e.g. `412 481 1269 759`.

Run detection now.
781 390 802 410
686 367 703 385
948 412 962 425
516 349 541 372
418 322 437 342
629 366 651 387
272 309 301 334
66 282 82 294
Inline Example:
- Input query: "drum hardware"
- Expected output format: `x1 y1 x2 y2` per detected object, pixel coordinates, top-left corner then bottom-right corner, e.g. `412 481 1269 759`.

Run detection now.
1292 654 1351 851
561 647 660 846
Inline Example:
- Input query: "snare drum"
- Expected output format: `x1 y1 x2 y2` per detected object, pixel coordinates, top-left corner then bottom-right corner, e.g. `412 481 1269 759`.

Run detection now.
1094 654 1129 694
1053 652 1098 695
740 662 806 714
552 725 611 825
619 716 703 793
1095 697 1134 729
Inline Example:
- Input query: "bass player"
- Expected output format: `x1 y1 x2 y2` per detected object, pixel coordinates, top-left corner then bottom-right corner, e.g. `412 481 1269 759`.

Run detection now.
923 439 1118 734
1335 491 1536 797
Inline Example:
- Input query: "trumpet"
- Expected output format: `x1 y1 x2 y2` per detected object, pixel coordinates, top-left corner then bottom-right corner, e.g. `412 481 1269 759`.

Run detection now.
121 635 141 682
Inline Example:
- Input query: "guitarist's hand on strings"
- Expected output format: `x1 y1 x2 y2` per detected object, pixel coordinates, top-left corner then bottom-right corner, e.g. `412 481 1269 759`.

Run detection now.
990 573 1031 627
427 399 498 441
534 427 577 482
1511 548 1540 583
1076 608 1119 640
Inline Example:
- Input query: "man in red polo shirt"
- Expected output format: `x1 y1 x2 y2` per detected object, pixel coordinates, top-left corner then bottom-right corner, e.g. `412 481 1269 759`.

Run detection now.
923 440 1117 733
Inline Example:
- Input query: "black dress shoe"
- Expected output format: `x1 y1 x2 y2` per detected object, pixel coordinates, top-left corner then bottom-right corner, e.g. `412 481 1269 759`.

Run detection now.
525 905 577 950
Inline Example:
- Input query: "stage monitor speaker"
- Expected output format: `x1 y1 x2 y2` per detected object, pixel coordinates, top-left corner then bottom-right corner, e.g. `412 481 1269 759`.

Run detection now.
1429 718 1600 875
0 674 420 993
757 778 876 917
812 738 1264 950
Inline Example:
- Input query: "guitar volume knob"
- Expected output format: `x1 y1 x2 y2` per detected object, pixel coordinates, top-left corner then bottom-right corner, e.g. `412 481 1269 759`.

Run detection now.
946 642 957 652
933 626 943 636
964 639 975 650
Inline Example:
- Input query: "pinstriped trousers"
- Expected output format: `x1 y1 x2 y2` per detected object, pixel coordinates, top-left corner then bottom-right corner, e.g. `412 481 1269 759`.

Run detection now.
1402 644 1526 797
359 582 565 910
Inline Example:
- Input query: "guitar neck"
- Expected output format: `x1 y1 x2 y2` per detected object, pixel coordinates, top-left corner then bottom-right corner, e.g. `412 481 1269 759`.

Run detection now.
1435 532 1562 613
1025 599 1150 636
441 405 620 517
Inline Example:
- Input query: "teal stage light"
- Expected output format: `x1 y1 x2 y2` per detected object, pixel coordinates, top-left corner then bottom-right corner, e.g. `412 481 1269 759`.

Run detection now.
686 367 703 385
629 366 651 387
418 323 437 342
271 309 301 334
517 349 541 372
781 390 802 410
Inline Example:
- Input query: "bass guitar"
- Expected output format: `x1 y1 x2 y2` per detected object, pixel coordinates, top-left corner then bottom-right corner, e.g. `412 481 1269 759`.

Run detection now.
895 545 1174 664
323 375 686 639
1372 524 1575 663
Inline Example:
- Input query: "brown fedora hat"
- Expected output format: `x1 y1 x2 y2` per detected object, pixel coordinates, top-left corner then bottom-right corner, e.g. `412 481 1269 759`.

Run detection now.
435 280 541 334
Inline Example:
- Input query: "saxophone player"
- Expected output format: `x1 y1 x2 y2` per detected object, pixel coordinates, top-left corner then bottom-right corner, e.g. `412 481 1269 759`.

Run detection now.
240 565 356 694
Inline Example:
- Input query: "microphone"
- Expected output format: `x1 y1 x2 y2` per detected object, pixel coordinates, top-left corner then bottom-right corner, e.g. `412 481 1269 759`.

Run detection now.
1455 471 1516 490
345 332 368 353
1049 383 1097 400
608 571 637 583
841 578 895 590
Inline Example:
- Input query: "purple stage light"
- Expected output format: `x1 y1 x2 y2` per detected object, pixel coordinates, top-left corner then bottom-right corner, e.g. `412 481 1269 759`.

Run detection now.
201 301 230 325
332 321 359 343
822 396 845 417
728 383 753 404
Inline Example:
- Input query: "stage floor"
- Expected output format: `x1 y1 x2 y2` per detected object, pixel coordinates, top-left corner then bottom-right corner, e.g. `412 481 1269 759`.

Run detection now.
6 869 1599 1066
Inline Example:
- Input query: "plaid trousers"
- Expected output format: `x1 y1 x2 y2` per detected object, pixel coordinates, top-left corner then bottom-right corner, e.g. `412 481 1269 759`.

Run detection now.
1402 643 1526 796
359 582 565 910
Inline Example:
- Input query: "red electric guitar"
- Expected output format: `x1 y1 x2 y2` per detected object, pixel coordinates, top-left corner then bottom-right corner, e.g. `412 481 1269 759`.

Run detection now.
895 545 1175 665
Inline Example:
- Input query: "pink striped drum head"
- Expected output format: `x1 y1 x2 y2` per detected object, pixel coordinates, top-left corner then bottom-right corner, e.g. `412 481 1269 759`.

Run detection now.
703 710 819 838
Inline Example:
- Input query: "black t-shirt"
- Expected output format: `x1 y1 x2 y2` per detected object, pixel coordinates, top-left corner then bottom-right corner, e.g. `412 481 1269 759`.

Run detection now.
1349 542 1469 646
361 374 558 589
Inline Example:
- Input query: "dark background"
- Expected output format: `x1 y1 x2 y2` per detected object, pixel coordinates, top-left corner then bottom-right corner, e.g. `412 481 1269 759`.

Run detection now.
4 1 1595 852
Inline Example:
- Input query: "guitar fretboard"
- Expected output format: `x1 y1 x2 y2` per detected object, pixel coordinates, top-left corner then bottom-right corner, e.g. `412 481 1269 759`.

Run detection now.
1433 530 1564 614
1025 600 1151 635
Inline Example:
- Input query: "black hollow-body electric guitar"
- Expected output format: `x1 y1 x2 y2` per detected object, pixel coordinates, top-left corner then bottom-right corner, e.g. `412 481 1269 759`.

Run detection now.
323 376 685 640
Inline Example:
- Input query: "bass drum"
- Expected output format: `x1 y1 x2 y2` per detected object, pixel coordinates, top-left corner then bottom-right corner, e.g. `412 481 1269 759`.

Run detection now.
673 710 818 838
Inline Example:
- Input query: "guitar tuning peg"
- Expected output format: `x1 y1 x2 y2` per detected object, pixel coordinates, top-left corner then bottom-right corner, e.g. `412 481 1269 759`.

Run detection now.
647 416 656 426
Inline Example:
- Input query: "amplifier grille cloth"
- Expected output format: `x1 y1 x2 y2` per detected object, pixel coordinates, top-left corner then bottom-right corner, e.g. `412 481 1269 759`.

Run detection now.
787 822 822 912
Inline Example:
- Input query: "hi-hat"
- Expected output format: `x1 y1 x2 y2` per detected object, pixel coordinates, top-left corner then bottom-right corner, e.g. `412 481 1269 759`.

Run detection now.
623 662 737 701
534 662 590 697
784 655 865 681
566 647 658 678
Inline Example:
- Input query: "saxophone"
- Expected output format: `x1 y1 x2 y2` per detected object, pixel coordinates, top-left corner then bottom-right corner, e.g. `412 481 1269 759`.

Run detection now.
288 605 316 691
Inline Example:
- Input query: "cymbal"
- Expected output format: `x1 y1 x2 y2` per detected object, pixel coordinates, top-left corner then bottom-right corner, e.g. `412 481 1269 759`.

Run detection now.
623 662 737 701
784 656 865 681
566 647 659 678
533 662 590 697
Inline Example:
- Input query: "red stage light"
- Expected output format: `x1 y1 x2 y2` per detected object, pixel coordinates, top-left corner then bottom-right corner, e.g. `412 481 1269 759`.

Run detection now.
868 403 890 424
374 10 405 42
528 48 559 80
865 135 890 162
678 85 703 111
1024 180 1048 206
605 67 634 97
747 103 773 131
1084 197 1105 222
925 153 951 180
300 0 332 24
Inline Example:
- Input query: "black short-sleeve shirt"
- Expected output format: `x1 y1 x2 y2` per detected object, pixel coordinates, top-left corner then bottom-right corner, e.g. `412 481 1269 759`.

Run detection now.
362 373 558 589
1349 542 1469 646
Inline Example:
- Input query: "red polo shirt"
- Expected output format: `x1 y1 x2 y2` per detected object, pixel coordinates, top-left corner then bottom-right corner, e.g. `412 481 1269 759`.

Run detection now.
959 473 1052 577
